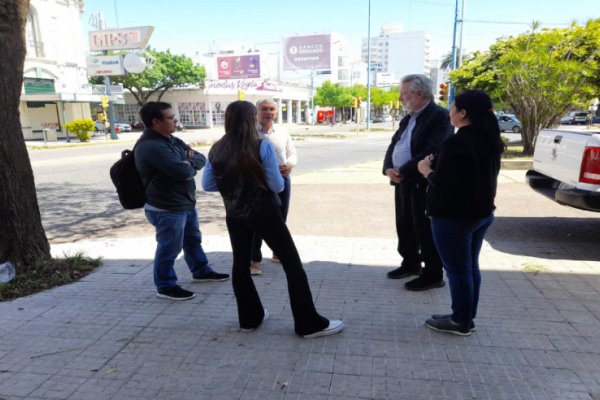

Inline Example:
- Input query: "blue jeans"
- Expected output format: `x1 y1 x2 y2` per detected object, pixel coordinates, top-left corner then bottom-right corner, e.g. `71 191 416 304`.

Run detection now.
430 215 494 326
145 209 212 290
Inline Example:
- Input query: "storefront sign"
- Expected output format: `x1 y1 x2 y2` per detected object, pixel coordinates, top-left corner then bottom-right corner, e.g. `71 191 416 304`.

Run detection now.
89 26 154 51
217 55 260 79
205 79 282 92
23 78 55 94
86 55 125 76
283 34 331 71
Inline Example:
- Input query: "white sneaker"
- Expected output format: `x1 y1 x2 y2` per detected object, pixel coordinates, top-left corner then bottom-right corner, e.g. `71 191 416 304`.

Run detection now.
302 320 344 339
241 309 269 332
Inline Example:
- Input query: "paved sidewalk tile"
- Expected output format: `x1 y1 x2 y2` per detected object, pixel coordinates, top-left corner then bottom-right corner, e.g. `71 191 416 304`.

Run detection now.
1 234 600 399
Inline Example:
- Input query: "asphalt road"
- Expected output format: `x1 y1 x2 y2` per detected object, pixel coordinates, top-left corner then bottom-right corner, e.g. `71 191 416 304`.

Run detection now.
27 126 600 260
28 131 392 243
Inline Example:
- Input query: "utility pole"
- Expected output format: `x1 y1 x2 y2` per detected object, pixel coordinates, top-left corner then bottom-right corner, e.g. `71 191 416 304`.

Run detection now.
448 0 460 107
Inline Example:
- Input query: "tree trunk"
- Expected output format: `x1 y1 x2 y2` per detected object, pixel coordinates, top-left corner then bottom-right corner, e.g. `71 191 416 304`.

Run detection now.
0 0 51 269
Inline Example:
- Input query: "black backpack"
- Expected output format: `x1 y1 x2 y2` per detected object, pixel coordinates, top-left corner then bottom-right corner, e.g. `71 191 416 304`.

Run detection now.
109 147 147 209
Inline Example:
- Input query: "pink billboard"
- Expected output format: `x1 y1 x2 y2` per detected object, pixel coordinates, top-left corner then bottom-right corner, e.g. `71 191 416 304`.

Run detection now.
283 34 331 71
217 55 260 80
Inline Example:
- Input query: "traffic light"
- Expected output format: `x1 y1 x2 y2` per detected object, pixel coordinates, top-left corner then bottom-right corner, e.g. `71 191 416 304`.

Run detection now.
101 95 109 108
237 89 245 100
357 96 362 107
439 83 448 102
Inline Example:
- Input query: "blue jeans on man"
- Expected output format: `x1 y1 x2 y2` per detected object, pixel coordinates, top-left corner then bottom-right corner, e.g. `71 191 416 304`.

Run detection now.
145 208 213 290
430 215 494 326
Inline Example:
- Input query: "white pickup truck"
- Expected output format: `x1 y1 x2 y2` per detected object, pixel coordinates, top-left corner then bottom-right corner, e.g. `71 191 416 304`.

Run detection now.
526 128 600 212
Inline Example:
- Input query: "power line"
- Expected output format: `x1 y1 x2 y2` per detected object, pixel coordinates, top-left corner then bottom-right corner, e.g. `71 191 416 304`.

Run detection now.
463 19 572 27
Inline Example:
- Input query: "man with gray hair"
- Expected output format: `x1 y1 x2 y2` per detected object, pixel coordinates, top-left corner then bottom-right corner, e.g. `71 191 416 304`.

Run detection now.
383 74 453 291
250 98 297 275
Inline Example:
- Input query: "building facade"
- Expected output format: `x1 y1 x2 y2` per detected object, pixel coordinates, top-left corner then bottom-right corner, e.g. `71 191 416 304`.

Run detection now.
361 24 431 86
20 0 104 140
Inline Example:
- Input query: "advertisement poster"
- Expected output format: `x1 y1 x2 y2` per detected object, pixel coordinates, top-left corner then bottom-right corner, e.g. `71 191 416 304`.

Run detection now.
217 55 260 79
283 34 331 71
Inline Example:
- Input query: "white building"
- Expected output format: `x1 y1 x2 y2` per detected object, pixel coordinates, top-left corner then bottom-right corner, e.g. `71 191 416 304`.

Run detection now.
361 24 431 86
20 0 103 140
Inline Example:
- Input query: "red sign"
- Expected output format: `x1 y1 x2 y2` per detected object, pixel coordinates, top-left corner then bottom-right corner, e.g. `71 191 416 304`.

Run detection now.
217 55 260 80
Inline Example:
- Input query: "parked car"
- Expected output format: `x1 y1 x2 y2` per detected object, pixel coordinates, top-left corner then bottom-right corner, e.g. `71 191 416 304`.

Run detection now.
497 114 521 133
591 115 600 124
526 128 600 212
113 122 132 132
94 120 107 132
561 111 589 125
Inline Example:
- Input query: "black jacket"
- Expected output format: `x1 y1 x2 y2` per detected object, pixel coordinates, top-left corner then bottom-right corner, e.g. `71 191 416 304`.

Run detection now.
425 124 501 219
134 129 206 211
383 101 452 184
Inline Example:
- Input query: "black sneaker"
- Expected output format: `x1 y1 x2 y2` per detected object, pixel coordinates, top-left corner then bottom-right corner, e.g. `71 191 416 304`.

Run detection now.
425 316 471 336
387 266 421 279
431 314 476 331
404 276 445 291
192 271 230 283
156 285 195 301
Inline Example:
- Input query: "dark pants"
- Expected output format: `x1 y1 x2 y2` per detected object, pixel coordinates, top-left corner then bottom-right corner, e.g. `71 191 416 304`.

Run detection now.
430 215 494 325
394 181 443 280
251 176 291 262
225 197 328 336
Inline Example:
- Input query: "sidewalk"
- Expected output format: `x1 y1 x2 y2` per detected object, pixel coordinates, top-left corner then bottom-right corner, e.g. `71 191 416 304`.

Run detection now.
1 164 600 399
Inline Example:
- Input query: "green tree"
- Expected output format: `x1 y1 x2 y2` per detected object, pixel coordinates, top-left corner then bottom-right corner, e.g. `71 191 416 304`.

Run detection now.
94 49 206 106
0 0 51 268
451 19 600 154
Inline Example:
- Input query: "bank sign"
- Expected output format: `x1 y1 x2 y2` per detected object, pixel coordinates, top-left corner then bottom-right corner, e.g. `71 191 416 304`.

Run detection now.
88 26 154 51
86 55 125 76
283 34 331 71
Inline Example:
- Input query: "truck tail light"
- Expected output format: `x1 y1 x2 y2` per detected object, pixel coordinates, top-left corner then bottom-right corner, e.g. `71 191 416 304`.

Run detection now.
579 146 600 184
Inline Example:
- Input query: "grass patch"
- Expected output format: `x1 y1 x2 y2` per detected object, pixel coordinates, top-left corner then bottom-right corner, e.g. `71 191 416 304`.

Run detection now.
503 145 531 159
0 252 102 301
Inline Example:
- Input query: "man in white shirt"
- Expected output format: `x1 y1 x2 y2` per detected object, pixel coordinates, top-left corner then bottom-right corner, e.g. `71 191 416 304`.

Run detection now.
250 98 297 275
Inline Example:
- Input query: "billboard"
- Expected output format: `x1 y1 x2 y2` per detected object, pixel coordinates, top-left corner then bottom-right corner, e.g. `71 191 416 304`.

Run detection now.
217 55 260 79
283 34 331 71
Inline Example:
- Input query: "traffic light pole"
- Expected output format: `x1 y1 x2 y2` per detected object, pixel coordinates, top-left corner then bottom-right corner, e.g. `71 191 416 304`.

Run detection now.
103 76 118 140
448 0 459 107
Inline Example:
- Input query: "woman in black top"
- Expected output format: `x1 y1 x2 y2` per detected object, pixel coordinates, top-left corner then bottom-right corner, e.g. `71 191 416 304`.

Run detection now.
202 101 344 338
417 90 504 336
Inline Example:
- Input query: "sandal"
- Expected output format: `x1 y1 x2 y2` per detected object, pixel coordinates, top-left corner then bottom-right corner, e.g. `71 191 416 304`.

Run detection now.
250 261 262 276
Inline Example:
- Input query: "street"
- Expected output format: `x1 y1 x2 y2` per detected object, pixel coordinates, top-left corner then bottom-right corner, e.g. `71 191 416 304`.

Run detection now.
28 128 392 243
28 126 600 258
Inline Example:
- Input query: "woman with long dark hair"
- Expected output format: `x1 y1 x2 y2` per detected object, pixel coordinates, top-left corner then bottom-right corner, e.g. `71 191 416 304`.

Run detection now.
417 90 505 336
202 101 344 338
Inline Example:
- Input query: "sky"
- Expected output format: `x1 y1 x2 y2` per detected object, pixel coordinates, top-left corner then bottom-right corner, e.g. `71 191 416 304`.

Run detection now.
81 0 599 61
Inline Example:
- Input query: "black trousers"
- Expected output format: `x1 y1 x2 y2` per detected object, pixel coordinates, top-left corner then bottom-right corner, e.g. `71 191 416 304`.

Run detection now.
251 176 291 262
225 201 328 336
394 181 443 280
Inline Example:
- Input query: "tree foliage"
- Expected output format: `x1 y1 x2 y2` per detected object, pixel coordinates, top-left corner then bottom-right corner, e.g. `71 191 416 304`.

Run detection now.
314 81 400 117
93 49 206 106
0 0 51 269
450 19 600 154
